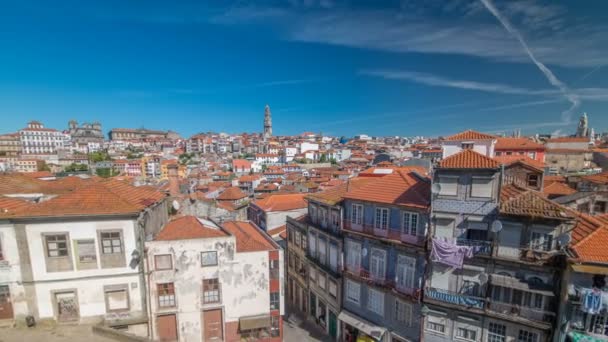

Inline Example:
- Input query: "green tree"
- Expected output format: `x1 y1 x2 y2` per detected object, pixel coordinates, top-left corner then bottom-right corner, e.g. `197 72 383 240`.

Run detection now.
38 162 50 172
96 167 117 178
319 154 327 163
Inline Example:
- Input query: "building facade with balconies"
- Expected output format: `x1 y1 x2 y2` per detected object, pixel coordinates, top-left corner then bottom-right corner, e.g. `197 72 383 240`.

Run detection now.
340 168 431 342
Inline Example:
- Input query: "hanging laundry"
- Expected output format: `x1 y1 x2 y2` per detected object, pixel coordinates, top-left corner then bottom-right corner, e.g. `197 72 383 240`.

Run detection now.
431 238 476 269
582 288 602 314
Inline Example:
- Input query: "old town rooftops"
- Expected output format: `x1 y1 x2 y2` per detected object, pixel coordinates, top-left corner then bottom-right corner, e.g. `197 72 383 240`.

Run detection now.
155 216 228 241
252 193 308 212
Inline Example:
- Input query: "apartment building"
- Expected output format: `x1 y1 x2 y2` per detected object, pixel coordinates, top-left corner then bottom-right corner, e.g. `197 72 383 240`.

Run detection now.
146 216 284 342
19 121 66 155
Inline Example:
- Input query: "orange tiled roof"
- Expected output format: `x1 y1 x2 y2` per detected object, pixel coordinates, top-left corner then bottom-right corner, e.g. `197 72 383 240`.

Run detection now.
222 221 275 252
493 155 545 171
253 193 307 212
22 171 54 178
267 224 287 237
544 175 567 183
571 227 608 264
217 187 248 201
500 185 573 220
580 171 608 185
0 196 31 217
495 137 544 150
155 216 228 241
543 181 576 197
342 168 430 209
308 177 376 206
438 150 501 169
546 137 590 143
443 130 497 141
8 180 165 218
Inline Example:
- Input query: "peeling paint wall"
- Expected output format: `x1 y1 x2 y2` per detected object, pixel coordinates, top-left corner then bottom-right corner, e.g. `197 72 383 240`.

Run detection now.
0 222 28 320
147 236 277 342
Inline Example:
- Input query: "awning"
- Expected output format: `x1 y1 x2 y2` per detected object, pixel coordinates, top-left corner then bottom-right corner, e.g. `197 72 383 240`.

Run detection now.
338 310 386 341
239 314 271 331
490 274 554 296
568 331 608 342
572 264 608 275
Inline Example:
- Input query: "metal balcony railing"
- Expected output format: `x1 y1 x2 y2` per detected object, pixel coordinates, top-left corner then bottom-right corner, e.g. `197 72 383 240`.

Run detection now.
345 265 420 300
425 287 485 309
487 301 555 323
343 222 425 246
456 238 492 255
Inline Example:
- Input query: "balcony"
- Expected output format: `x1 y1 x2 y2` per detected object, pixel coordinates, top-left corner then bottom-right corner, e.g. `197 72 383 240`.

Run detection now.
456 239 492 255
425 287 485 309
487 301 555 324
307 217 340 236
345 265 420 300
343 222 425 247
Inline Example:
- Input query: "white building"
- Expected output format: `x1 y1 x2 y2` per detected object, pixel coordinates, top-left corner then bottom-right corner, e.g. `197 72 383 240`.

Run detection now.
441 129 497 159
146 216 284 342
19 121 67 154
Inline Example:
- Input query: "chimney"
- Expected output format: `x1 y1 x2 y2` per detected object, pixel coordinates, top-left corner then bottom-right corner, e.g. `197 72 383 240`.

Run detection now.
168 164 180 197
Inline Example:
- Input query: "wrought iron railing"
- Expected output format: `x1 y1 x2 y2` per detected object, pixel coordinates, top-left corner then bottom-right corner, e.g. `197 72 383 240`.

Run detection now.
425 287 485 309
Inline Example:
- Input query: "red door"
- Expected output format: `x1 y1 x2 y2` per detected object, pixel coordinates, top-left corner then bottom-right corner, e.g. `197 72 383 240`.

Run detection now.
203 309 224 341
0 285 13 320
157 314 178 341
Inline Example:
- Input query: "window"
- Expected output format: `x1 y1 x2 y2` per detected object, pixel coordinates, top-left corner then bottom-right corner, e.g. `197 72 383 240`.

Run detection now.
269 259 280 279
461 142 474 150
426 315 446 334
530 232 553 251
595 201 607 214
331 211 339 227
301 233 307 250
345 240 361 271
367 288 384 316
155 254 173 270
295 231 301 247
310 267 316 283
370 248 386 280
201 251 218 266
105 286 129 312
157 283 176 308
270 316 280 337
518 330 538 342
346 279 360 304
395 300 412 326
456 327 477 341
270 292 280 310
402 212 418 236
528 152 536 159
318 238 328 265
329 243 338 272
75 239 97 264
203 278 221 304
328 280 337 298
318 273 326 290
351 204 363 225
374 208 389 230
488 323 506 342
396 255 416 289
46 234 69 257
527 174 539 187
495 151 502 156
100 231 122 254
288 252 294 269
438 177 458 196
471 177 493 198
308 231 316 258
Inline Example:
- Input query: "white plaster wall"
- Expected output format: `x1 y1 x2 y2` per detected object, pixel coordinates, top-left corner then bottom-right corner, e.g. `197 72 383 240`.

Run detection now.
0 222 28 318
266 209 308 231
25 219 138 281
35 274 142 320
146 235 276 342
442 141 495 158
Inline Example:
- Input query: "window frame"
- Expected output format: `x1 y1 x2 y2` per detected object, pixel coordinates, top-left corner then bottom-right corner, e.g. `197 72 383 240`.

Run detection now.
488 322 507 342
345 279 360 305
154 254 173 271
374 207 389 230
202 278 221 304
104 284 130 313
395 299 412 327
470 176 494 198
270 291 280 311
351 204 363 225
367 288 384 316
157 282 176 308
370 248 387 280
438 176 458 196
99 230 123 255
45 233 70 258
402 211 419 236
201 251 218 267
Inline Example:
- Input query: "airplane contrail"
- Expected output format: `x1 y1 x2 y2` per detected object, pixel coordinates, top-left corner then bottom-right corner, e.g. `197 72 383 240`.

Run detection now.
479 0 580 123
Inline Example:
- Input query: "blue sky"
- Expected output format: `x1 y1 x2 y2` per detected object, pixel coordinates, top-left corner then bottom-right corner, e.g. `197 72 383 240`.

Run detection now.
0 0 607 138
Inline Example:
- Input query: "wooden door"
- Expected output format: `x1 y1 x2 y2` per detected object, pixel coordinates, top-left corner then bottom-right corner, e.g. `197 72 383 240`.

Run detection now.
202 309 224 341
0 285 13 320
157 314 178 342
55 291 78 322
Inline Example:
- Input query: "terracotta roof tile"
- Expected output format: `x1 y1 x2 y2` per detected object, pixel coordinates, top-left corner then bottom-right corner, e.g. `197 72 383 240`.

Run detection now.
0 196 32 217
493 155 545 171
252 193 307 212
495 137 544 150
500 187 573 220
307 177 376 205
571 227 608 264
267 224 287 237
222 221 275 252
444 130 497 141
543 181 576 197
155 216 228 241
217 187 248 201
581 171 608 185
438 150 501 169
342 168 430 209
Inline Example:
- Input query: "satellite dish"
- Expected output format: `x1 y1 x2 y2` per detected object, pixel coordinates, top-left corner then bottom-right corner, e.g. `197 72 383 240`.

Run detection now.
557 233 571 247
431 183 441 195
361 248 368 257
490 220 503 233
172 200 180 211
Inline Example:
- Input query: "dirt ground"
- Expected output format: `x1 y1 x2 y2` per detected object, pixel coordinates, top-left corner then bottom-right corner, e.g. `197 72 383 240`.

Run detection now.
0 325 117 342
